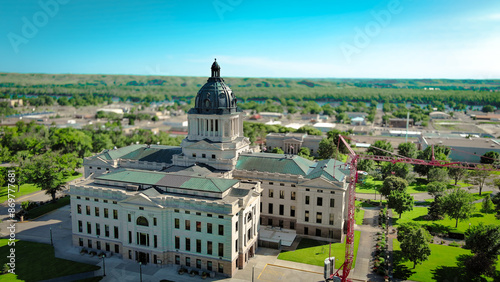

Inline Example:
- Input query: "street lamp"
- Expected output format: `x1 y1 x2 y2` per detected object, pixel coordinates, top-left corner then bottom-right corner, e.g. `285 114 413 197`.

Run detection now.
139 261 142 282
102 254 106 276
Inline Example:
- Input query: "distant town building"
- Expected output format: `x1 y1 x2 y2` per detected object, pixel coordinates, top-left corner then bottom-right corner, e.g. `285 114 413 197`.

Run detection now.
388 118 414 128
429 111 451 119
265 133 322 156
418 134 500 162
0 98 23 107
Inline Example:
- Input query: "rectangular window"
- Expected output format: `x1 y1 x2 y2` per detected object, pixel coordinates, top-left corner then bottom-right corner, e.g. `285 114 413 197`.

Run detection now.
196 259 202 269
291 191 296 200
235 239 238 250
186 257 191 267
174 209 179 213
114 226 119 239
207 223 212 234
236 221 239 232
218 263 224 273
175 236 180 249
304 227 308 235
305 211 309 222
207 261 213 271
279 220 284 228
218 243 224 257
86 206 91 215
96 241 101 250
316 212 322 224
218 224 224 236
78 220 82 232
154 235 158 248
113 210 118 220
95 207 99 217
218 215 224 219
330 198 335 208
175 218 179 229
77 204 81 214
88 239 92 248
212 154 216 159
280 183 284 186
79 238 83 246
207 241 213 255
85 197 90 201
196 239 201 253
268 203 273 214
128 231 132 244
268 189 273 198
175 255 180 265
269 182 273 185
279 190 284 199
202 153 206 158
316 228 321 236
87 222 91 234
268 218 273 226
305 196 310 205
104 208 109 218
103 199 108 203
317 197 323 206
105 225 110 237
207 213 212 217
290 222 295 229
279 204 284 216
113 201 117 204
290 206 296 217
185 220 191 230
128 250 132 259
185 238 191 251
329 214 334 225
115 244 119 254
196 221 201 232
192 153 196 157
96 223 100 236
128 214 131 222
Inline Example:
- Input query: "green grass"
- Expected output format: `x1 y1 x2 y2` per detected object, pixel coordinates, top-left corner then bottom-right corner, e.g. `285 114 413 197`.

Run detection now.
0 239 100 281
0 173 82 203
393 239 500 281
355 209 365 225
392 202 500 234
277 231 361 269
27 196 71 219
356 177 429 194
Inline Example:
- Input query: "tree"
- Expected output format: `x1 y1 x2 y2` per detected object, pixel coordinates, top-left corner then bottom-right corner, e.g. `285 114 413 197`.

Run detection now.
271 147 284 154
482 105 495 113
318 138 338 159
480 151 499 164
357 158 376 174
298 147 313 160
427 167 449 182
296 125 322 136
448 167 468 185
381 162 411 180
367 140 393 157
398 142 418 159
427 181 448 199
151 115 159 123
397 223 431 268
23 152 66 202
482 194 495 213
467 166 492 195
462 223 500 277
379 176 408 198
326 129 350 154
441 189 475 228
388 190 414 218
50 128 92 158
414 145 451 177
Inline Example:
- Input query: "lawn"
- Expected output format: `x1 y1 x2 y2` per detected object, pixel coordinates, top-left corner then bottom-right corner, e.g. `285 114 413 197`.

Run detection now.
355 209 365 225
392 202 500 234
27 196 71 219
356 177 429 194
0 239 100 281
0 173 82 203
277 231 361 269
393 239 500 281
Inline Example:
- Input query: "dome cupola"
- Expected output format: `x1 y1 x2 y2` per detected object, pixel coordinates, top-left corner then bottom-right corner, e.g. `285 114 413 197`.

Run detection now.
192 59 237 115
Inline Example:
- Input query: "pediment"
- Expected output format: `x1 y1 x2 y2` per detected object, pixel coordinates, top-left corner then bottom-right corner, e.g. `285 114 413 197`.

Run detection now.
120 193 163 208
299 177 344 190
184 140 221 150
84 157 112 166
283 138 302 143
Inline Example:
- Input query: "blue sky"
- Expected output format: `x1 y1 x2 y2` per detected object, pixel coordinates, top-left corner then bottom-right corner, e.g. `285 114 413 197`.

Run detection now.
1 0 499 78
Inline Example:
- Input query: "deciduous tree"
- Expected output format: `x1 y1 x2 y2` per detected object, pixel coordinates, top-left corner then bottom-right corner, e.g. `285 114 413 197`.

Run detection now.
397 223 431 268
388 190 414 219
441 189 475 228
379 176 408 198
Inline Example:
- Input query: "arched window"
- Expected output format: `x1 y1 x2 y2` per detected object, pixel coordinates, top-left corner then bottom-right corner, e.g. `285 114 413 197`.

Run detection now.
136 216 149 226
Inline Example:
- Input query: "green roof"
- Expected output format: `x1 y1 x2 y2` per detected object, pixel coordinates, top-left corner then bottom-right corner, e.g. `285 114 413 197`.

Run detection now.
236 153 315 176
306 159 347 181
179 178 238 193
93 144 181 163
96 169 166 185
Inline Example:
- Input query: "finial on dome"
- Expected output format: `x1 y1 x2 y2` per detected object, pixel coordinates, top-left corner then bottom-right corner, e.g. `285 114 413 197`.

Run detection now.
211 59 220 78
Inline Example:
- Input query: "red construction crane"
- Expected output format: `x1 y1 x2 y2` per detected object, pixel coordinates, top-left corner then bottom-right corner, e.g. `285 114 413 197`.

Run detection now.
330 136 499 282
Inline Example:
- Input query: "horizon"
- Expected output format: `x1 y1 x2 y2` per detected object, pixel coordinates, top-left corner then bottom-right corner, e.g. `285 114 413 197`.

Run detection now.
1 0 500 79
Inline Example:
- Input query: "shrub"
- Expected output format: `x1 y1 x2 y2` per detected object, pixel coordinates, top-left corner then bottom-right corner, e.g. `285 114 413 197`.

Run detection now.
449 241 461 247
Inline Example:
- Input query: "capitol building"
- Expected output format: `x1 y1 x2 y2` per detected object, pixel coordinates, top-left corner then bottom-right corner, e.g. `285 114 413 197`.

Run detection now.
70 60 349 277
